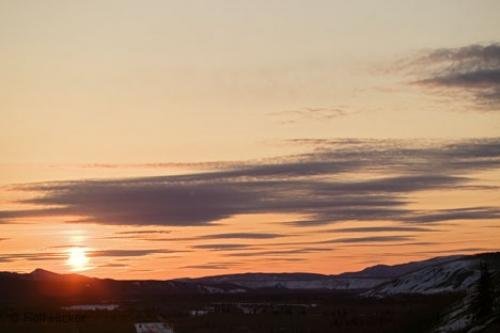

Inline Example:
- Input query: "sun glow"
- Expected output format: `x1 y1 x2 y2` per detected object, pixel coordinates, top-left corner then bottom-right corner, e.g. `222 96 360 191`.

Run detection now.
67 247 89 271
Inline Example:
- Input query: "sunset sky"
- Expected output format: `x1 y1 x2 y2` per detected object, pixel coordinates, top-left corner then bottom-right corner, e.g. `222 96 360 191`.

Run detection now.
1 0 500 279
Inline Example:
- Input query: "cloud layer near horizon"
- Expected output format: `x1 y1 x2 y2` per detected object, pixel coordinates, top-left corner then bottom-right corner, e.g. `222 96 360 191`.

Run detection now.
1 138 499 228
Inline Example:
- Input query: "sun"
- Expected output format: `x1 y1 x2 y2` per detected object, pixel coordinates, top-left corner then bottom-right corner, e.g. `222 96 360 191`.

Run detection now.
67 247 89 271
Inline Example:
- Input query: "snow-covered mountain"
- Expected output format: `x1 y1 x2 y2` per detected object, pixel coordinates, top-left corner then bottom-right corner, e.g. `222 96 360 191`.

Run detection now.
339 255 465 279
2 253 499 332
365 256 480 296
188 253 487 292
1 252 498 297
431 254 500 333
357 252 500 332
188 272 386 290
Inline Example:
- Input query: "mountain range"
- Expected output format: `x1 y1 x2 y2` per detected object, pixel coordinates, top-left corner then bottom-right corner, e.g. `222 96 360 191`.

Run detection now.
1 252 499 332
1 252 498 300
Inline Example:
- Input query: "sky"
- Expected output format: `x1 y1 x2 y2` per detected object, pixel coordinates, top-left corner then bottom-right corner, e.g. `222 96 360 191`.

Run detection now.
0 0 500 279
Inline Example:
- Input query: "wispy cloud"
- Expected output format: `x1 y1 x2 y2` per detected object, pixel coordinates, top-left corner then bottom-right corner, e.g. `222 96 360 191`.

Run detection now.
0 248 182 263
330 226 435 233
115 230 171 235
88 249 178 257
227 247 331 257
403 207 500 224
0 252 64 263
98 263 129 268
182 262 238 270
320 235 414 244
413 247 493 255
79 161 241 170
191 244 255 251
403 43 500 110
160 232 284 242
269 106 354 124
197 232 283 240
0 138 499 227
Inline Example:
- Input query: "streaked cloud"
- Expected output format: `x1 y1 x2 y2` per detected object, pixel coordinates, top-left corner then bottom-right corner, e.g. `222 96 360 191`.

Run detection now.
160 232 284 242
0 138 499 227
98 263 129 268
191 244 255 251
270 106 354 124
330 226 435 233
320 235 414 244
414 247 494 255
88 249 178 257
226 247 332 257
115 230 171 235
404 207 500 224
197 232 283 240
0 248 181 263
182 262 238 270
405 43 500 110
0 252 64 263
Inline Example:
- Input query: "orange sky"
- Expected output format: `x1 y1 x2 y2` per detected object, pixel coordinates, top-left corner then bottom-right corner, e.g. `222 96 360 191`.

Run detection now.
1 0 500 279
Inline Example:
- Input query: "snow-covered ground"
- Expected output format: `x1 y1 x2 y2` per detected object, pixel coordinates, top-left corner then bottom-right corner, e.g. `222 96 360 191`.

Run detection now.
365 258 479 296
62 304 119 311
433 293 475 333
260 278 384 290
202 277 386 290
134 322 174 333
199 285 246 294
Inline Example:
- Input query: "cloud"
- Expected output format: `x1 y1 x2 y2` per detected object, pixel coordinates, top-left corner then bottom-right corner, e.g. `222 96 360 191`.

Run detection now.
98 263 128 268
404 207 500 223
226 247 332 257
115 230 171 235
182 263 237 270
0 138 499 227
158 232 284 242
0 252 64 263
78 161 239 170
100 229 173 240
89 249 177 257
265 257 306 262
191 244 255 251
270 106 354 124
198 232 283 239
405 43 500 110
0 248 180 263
330 226 435 233
414 247 493 255
320 236 414 244
340 241 437 248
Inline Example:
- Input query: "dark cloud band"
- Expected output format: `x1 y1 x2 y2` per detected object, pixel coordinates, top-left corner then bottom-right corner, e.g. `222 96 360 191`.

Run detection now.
0 138 499 227
407 43 500 110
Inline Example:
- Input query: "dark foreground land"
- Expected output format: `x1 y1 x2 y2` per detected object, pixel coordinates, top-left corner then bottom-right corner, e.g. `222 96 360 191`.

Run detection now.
0 291 462 333
2 252 499 332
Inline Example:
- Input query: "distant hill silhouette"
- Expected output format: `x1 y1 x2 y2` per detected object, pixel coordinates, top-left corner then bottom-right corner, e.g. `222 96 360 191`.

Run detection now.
1 252 498 304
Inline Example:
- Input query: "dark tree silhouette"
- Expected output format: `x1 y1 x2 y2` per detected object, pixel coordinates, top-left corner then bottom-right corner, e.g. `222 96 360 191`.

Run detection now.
471 261 494 320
